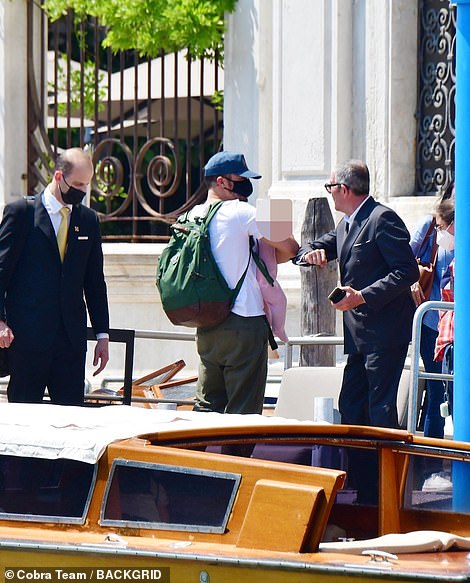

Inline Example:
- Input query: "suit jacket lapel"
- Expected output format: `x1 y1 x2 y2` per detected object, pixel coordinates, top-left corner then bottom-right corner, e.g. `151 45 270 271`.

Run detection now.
35 194 60 260
339 197 376 269
336 218 349 256
35 193 80 263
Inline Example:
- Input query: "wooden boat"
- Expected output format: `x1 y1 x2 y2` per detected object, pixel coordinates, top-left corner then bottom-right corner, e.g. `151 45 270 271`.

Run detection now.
1 402 470 582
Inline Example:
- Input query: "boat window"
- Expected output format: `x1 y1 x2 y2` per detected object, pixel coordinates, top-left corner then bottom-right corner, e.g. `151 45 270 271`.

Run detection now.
0 455 96 524
225 442 376 504
402 454 454 513
101 460 241 533
202 440 380 540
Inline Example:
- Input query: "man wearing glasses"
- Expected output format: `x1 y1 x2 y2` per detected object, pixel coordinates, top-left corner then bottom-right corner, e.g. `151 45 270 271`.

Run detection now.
294 159 419 430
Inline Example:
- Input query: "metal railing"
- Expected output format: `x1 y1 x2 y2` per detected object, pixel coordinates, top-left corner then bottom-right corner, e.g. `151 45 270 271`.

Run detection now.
282 335 344 369
133 329 344 372
87 330 345 406
407 300 454 434
2 311 454 420
130 310 455 425
4 327 314 405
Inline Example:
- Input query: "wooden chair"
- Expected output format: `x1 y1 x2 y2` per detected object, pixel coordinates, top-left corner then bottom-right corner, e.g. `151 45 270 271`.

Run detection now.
87 357 196 408
131 362 197 409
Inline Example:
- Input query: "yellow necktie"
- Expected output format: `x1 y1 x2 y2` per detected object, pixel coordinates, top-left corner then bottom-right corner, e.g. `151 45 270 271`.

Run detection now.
57 207 70 262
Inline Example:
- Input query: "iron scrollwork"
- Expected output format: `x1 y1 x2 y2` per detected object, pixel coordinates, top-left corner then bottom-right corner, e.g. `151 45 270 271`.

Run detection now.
92 139 134 218
134 138 181 217
416 0 455 195
91 137 182 223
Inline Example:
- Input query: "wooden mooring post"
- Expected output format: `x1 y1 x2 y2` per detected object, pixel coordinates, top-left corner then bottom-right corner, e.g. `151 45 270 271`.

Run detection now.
300 197 338 366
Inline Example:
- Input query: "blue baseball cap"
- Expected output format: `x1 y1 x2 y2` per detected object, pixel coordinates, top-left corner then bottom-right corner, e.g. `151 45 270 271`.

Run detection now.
204 151 261 179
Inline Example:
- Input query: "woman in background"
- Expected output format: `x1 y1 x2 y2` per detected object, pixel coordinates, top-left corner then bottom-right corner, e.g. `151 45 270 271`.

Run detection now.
410 182 454 438
434 197 455 415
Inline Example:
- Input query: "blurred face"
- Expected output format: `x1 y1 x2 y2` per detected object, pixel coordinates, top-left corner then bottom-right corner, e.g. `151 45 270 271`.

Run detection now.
435 214 455 252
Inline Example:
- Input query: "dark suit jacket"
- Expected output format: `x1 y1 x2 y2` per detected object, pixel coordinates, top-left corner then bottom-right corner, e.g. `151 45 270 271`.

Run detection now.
294 197 419 353
0 194 109 352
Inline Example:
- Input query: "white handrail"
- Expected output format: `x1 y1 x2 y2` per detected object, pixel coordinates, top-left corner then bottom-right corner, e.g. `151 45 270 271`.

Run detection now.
407 300 454 434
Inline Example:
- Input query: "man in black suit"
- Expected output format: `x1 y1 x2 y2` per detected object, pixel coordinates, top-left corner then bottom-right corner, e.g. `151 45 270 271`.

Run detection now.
294 160 419 428
0 148 110 405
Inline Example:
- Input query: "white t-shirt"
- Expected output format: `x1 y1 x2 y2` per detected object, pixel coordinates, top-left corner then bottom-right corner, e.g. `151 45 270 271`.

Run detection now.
189 200 264 317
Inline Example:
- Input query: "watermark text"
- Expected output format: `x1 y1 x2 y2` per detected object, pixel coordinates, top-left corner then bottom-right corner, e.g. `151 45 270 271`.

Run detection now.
4 569 170 582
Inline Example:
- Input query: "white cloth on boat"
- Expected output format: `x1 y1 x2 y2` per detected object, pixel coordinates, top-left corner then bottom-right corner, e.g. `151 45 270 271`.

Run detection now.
0 403 314 464
320 530 470 554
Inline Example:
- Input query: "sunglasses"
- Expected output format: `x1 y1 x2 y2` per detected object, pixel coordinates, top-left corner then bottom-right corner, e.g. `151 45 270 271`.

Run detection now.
324 183 344 194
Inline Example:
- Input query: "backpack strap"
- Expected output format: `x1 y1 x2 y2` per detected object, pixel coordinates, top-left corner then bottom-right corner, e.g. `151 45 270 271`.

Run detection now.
202 200 225 227
415 217 436 259
230 256 251 305
171 200 223 235
249 237 278 350
249 237 274 286
229 230 276 304
264 316 278 350
202 201 251 304
429 229 439 268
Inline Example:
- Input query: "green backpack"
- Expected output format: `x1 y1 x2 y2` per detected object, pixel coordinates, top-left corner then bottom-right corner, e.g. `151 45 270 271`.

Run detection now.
156 201 265 329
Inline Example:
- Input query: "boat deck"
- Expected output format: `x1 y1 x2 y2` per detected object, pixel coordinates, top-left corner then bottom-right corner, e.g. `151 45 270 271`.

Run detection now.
0 404 469 582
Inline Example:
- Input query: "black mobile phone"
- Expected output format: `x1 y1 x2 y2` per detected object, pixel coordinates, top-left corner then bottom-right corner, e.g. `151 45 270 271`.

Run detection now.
328 287 346 304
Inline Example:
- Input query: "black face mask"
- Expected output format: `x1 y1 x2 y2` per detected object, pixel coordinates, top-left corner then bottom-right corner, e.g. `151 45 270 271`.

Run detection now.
60 177 86 206
226 179 253 198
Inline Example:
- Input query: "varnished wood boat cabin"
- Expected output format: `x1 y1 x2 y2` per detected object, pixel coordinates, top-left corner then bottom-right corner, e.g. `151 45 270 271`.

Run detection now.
1 402 470 582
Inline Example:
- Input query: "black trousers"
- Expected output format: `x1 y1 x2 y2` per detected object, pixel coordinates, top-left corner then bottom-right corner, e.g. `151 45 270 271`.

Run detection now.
7 322 86 406
339 344 409 429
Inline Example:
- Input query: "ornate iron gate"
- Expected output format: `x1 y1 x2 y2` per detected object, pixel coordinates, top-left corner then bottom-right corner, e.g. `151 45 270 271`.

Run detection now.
27 1 457 219
416 0 456 196
26 2 223 241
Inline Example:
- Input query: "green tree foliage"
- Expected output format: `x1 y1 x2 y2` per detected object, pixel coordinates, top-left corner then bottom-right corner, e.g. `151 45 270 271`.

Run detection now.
51 56 106 119
42 0 238 60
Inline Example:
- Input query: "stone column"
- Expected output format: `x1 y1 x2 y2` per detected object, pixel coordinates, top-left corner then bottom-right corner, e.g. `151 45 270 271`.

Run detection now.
267 0 354 206
0 0 28 208
224 1 420 215
364 0 418 201
224 0 265 198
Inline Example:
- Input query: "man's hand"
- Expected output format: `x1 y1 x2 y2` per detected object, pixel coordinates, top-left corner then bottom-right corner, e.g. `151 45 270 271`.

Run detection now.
93 337 109 376
302 249 328 267
331 286 366 311
0 321 14 348
410 282 425 307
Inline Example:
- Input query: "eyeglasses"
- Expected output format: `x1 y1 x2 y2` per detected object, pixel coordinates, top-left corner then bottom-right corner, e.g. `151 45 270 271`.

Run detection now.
324 183 343 194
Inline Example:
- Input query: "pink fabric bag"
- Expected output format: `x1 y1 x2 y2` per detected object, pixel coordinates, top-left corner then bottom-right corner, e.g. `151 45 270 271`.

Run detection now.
255 240 288 343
